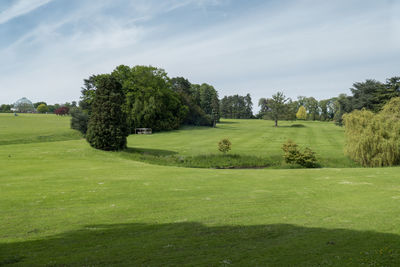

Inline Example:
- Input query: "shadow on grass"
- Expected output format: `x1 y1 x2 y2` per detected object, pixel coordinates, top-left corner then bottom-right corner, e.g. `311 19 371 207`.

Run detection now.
277 124 307 128
123 147 178 156
1 222 399 266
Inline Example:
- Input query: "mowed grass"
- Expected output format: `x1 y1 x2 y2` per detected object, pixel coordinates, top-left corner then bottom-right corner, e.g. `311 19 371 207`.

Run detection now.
0 113 81 145
127 119 358 168
1 115 400 266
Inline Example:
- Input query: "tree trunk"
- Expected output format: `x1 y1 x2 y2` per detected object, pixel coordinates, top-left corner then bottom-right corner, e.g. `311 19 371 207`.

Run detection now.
275 119 278 127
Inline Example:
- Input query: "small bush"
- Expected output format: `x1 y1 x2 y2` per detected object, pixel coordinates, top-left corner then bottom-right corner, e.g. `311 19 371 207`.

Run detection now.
218 138 232 154
282 140 318 168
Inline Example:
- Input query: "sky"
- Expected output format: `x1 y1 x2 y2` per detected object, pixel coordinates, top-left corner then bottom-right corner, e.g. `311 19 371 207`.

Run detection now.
0 0 399 111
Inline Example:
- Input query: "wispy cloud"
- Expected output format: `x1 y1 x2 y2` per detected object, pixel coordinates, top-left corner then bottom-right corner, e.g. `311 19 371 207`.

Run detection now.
0 0 53 24
0 0 399 107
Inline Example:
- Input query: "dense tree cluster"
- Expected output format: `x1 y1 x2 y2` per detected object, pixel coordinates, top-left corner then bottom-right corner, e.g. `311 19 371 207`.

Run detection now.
220 94 253 119
74 65 220 135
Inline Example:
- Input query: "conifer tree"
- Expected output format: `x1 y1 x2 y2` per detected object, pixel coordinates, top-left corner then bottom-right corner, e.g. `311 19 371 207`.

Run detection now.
86 75 128 151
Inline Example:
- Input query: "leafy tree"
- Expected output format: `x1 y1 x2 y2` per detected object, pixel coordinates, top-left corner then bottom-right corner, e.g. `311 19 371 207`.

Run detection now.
170 77 212 126
33 102 46 109
334 94 353 125
86 75 128 151
305 97 319 120
0 104 12 113
266 92 288 127
258 98 268 117
296 106 307 120
343 97 400 167
351 79 384 112
54 106 69 115
37 103 48 113
197 83 220 121
218 138 232 154
112 65 188 132
220 94 253 119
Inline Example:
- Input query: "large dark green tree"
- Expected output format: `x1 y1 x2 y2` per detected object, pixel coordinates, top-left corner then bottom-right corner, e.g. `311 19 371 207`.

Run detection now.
220 94 253 119
86 75 129 151
112 65 188 131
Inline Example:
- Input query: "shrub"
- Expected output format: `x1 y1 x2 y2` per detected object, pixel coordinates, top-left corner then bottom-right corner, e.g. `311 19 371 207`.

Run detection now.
218 138 232 154
70 107 89 134
343 98 400 167
86 75 129 151
282 140 318 168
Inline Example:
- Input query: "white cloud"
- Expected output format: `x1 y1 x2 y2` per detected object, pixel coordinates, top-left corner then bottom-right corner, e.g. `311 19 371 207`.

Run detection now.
0 0 53 24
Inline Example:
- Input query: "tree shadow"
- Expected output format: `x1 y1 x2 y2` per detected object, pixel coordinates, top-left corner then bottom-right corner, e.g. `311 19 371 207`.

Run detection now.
1 222 399 266
123 147 178 156
278 124 307 128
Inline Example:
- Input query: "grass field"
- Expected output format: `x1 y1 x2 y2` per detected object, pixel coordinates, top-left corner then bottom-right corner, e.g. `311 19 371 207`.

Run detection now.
1 114 400 266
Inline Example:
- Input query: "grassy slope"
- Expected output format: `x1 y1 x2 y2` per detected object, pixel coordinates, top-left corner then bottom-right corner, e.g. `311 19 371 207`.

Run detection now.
0 114 81 145
1 115 400 266
127 119 358 168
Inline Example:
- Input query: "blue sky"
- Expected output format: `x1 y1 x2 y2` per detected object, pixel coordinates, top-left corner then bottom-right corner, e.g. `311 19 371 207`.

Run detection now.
0 0 399 110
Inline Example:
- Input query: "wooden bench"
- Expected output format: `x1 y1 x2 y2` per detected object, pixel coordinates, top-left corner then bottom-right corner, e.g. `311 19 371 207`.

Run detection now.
135 128 152 134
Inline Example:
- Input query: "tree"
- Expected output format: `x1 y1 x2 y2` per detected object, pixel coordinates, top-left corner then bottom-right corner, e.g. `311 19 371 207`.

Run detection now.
37 103 48 113
266 92 288 127
343 97 400 167
220 94 253 119
54 106 69 115
0 104 12 113
351 79 384 112
112 65 188 132
305 97 319 120
334 94 353 125
33 102 46 109
296 106 307 120
86 75 129 151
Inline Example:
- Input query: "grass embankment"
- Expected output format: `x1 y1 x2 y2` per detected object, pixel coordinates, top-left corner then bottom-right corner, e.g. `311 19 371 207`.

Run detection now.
0 113 81 145
1 114 399 266
124 119 358 168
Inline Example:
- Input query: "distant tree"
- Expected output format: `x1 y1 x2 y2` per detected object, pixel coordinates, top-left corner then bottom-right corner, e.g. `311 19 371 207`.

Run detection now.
334 94 353 125
220 94 253 119
284 99 298 121
0 104 12 113
318 99 330 121
37 103 48 113
266 92 288 127
305 97 319 120
33 102 47 109
86 75 129 151
296 106 307 120
351 79 384 112
54 106 69 116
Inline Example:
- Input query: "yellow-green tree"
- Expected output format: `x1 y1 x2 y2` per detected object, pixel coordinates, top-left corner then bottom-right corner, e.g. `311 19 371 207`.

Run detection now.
343 97 400 167
37 103 48 113
296 106 307 120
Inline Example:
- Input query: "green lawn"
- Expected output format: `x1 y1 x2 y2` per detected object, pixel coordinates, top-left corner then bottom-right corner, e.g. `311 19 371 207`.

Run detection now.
126 119 358 168
1 115 400 266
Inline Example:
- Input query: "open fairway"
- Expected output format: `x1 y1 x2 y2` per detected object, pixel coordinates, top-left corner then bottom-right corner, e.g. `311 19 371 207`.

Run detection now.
1 115 400 266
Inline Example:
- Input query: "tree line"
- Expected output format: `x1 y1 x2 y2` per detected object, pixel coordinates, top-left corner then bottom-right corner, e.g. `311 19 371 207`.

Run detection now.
256 76 400 126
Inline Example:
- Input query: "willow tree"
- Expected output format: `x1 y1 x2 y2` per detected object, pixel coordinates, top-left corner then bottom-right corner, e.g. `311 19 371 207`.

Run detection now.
343 97 400 167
